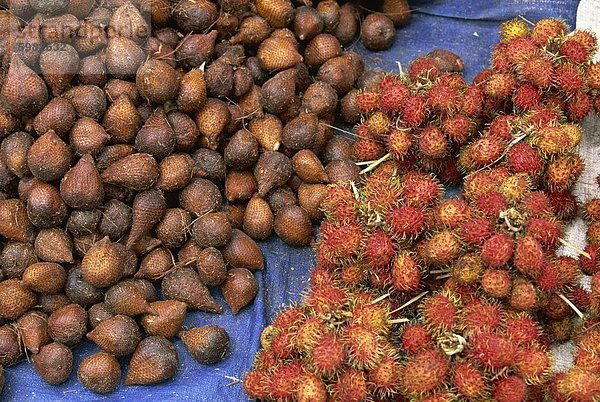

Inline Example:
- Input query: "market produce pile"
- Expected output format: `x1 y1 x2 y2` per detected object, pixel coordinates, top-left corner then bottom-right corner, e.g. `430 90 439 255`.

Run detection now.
244 17 600 401
0 0 419 396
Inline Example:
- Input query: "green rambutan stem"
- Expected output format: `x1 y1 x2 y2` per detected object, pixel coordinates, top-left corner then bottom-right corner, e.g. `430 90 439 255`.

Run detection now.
558 293 584 319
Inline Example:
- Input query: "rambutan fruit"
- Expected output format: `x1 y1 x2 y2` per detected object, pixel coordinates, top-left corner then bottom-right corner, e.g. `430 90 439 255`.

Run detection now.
543 292 572 320
408 57 440 83
438 156 462 185
387 205 426 239
547 317 573 343
521 191 552 217
399 348 449 395
272 306 305 330
344 324 384 369
554 63 585 93
437 72 467 90
271 329 299 360
509 279 538 311
536 260 561 292
553 255 580 288
578 325 600 353
518 55 554 89
309 332 346 376
532 125 573 156
473 68 494 85
368 355 401 397
296 373 328 402
501 18 530 42
491 43 512 74
401 325 433 355
505 37 538 66
254 349 277 371
339 263 366 288
319 223 364 264
305 283 348 316
244 370 270 399
588 221 600 245
460 215 494 246
508 143 543 176
441 114 473 144
452 253 484 286
489 114 518 142
559 37 592 65
356 91 381 113
544 153 585 191
474 191 509 218
420 230 461 267
462 298 503 333
463 171 500 201
513 83 542 110
322 184 359 223
484 73 516 100
452 360 487 399
580 245 600 275
353 138 386 162
333 369 368 402
491 375 528 402
481 269 512 298
363 229 396 269
566 90 592 122
268 360 305 400
351 303 391 335
427 83 461 116
482 232 514 268
367 111 392 137
526 105 562 127
391 251 422 293
531 17 567 45
420 293 457 333
499 174 531 204
514 235 545 277
402 171 443 207
470 331 516 370
467 136 505 169
572 285 592 312
572 28 598 52
504 313 540 346
461 85 485 117
587 62 600 90
387 128 413 161
557 368 600 402
379 84 411 115
574 348 600 374
431 199 470 229
418 125 448 159
310 265 335 286
546 189 578 220
401 94 428 127
295 318 326 352
378 74 403 91
585 198 600 222
514 346 551 384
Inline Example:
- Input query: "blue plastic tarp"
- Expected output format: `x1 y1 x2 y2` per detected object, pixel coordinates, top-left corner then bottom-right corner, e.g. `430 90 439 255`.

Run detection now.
1 1 580 401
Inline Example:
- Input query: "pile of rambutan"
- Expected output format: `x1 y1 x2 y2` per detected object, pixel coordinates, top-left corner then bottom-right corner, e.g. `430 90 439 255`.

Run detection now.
244 17 600 402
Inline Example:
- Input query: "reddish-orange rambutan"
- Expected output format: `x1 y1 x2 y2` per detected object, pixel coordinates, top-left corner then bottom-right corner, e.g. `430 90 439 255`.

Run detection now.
484 73 516 100
571 29 598 55
467 136 505 169
521 191 552 216
536 259 561 291
431 198 470 229
488 114 518 142
272 305 304 330
356 91 381 113
509 279 538 311
566 90 592 122
379 84 411 115
462 298 503 334
491 42 512 73
271 329 298 360
519 54 555 89
527 105 562 127
553 255 580 288
319 222 364 263
470 331 516 370
505 37 538 66
474 191 508 218
353 138 386 162
333 369 368 402
441 114 473 144
526 216 562 248
588 221 600 245
295 373 328 402
268 360 305 400
514 235 546 277
557 368 600 402
554 63 585 93
513 83 542 110
575 348 600 374
587 62 600 90
305 283 348 316
452 360 487 400
546 189 578 220
504 313 540 346
418 125 448 159
509 141 545 175
339 263 366 288
462 85 485 117
254 349 278 371
491 375 528 402
420 293 457 332
366 111 393 138
399 348 449 395
584 198 600 222
368 355 402 397
460 215 494 246
401 94 428 127
295 318 326 353
581 245 600 275
400 325 433 355
481 269 512 298
427 83 461 116
351 303 390 335
363 229 396 269
481 232 514 268
244 370 270 399
514 346 551 384
344 324 384 369
387 127 413 161
474 68 494 85
402 171 443 207
309 332 346 376
387 205 426 239
531 17 567 46
420 230 461 267
408 57 440 83
438 156 462 185
452 253 484 286
559 37 592 65
545 153 585 191
310 264 335 286
391 251 422 293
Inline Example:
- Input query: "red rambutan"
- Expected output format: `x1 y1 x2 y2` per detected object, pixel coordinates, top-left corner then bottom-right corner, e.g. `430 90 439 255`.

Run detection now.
391 251 422 293
566 90 592 122
481 232 514 268
504 313 540 346
474 191 509 218
514 346 551 384
574 348 600 374
571 29 598 55
363 229 396 269
418 125 448 159
588 221 600 245
546 189 578 220
333 369 368 402
244 370 270 399
559 37 592 65
344 324 384 369
536 260 561 291
514 235 546 277
484 73 516 100
470 331 516 370
309 332 346 376
339 263 366 288
467 136 505 169
509 279 538 311
557 368 600 402
401 325 433 355
427 83 461 116
420 293 457 333
305 283 348 316
460 215 494 246
531 17 567 46
441 114 473 144
521 191 552 216
527 217 562 248
462 298 503 334
379 84 411 115
513 83 542 110
545 153 585 191
505 37 538 66
402 171 443 207
585 198 600 222
296 373 328 402
554 63 585 94
351 303 390 335
581 245 600 275
399 348 449 395
461 85 485 117
268 360 305 400
519 55 555 89
452 360 487 399
353 138 386 162
368 355 402 397
508 143 543 176
481 268 512 298
452 253 484 286
420 230 462 267
319 222 364 264
587 62 600 90
431 198 470 229
295 318 326 352
387 127 413 161
401 94 428 127
310 264 335 286
356 91 380 114
408 57 440 83
271 329 298 360
491 375 528 402
387 205 426 239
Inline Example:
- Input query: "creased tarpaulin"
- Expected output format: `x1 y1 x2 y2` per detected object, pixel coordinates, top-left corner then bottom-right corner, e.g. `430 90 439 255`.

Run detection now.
0 1 583 401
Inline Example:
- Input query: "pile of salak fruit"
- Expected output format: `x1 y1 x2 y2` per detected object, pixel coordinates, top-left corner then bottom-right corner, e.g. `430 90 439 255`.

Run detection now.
243 17 600 402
